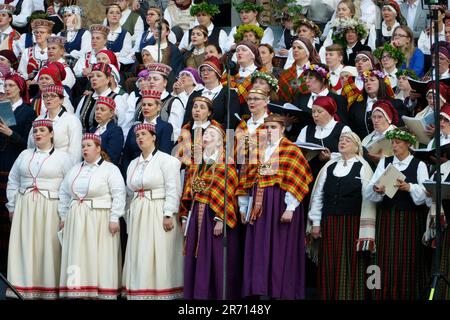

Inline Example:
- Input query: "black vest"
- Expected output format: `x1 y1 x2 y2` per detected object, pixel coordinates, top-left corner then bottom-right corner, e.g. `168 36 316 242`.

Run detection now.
381 156 424 211
322 161 363 216
79 92 117 132
305 122 345 153
283 28 295 50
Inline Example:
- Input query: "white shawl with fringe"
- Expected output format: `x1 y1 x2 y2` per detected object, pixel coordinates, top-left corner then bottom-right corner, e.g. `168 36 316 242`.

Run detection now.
305 155 376 264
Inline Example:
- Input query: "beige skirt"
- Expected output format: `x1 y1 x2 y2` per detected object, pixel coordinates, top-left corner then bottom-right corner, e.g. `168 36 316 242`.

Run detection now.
122 197 184 300
6 192 61 299
59 202 121 300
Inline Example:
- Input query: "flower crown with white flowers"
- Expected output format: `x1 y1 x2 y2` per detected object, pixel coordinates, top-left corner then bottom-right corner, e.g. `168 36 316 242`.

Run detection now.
330 18 369 47
251 71 279 92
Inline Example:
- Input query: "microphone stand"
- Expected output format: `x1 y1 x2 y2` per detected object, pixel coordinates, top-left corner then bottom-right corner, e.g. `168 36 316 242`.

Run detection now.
157 0 164 63
0 272 24 300
427 2 450 300
222 53 235 300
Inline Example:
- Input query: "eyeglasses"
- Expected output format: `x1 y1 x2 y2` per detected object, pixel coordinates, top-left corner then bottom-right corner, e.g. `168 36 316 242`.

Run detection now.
33 31 47 35
355 57 369 63
42 93 60 99
381 54 392 60
440 116 450 122
393 34 408 39
246 97 265 102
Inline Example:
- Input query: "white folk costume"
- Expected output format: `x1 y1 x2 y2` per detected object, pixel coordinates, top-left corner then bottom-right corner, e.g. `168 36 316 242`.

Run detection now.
122 150 183 300
18 44 48 80
27 108 83 166
6 147 72 299
58 157 126 299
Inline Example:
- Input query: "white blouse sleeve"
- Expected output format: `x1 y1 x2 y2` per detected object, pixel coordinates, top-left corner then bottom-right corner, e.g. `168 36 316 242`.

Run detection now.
238 195 249 214
409 161 429 205
284 191 300 211
178 32 189 51
117 32 135 65
12 0 33 28
218 29 228 53
62 67 76 89
167 98 185 142
18 50 29 79
58 168 75 222
296 126 307 144
160 156 182 217
107 165 127 222
261 27 274 47
308 167 328 226
364 157 385 203
132 16 145 45
6 151 26 213
67 117 83 165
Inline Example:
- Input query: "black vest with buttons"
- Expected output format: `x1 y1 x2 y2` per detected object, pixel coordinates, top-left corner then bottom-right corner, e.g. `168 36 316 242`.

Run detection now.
305 122 345 153
322 161 363 216
381 156 423 211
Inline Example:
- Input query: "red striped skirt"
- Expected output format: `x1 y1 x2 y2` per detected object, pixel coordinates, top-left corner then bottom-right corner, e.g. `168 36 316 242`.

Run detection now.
318 214 369 300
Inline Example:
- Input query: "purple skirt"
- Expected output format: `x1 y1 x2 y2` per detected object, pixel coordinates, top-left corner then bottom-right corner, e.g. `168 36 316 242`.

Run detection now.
242 185 305 299
183 202 242 300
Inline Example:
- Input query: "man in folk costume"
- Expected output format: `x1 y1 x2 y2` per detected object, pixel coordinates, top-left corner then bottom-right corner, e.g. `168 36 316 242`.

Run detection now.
163 0 196 34
45 35 75 90
325 44 345 94
0 4 20 56
225 0 273 52
180 123 242 299
236 114 313 299
146 62 185 141
73 24 109 78
18 18 54 81
178 2 227 53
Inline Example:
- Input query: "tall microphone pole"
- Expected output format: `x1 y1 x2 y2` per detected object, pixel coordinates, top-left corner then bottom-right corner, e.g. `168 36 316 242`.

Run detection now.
157 0 163 63
428 2 450 300
222 53 233 301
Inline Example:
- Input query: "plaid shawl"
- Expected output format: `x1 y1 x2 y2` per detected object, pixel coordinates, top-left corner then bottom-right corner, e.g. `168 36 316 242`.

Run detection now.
180 162 239 228
235 137 313 203
221 66 268 104
234 115 268 166
174 120 221 166
341 76 364 109
277 65 310 103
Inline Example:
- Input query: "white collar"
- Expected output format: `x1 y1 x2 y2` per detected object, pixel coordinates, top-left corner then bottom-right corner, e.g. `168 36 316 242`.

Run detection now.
140 149 156 162
192 120 210 130
207 23 214 33
382 21 400 36
203 149 220 164
311 88 329 98
407 0 418 8
83 156 103 167
248 112 268 126
161 90 169 100
93 88 112 98
0 26 13 34
266 137 282 148
392 154 413 165
109 26 123 34
239 63 257 74
330 64 343 75
317 118 337 131
144 117 158 125
11 98 23 111
203 83 222 94
35 146 53 155
385 68 398 77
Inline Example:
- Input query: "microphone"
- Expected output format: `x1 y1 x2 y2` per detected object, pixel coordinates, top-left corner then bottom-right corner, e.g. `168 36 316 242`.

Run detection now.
224 51 238 76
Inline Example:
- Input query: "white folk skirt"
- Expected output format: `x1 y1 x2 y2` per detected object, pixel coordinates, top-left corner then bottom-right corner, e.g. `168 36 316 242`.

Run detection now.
122 197 184 300
6 191 61 299
59 202 121 300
